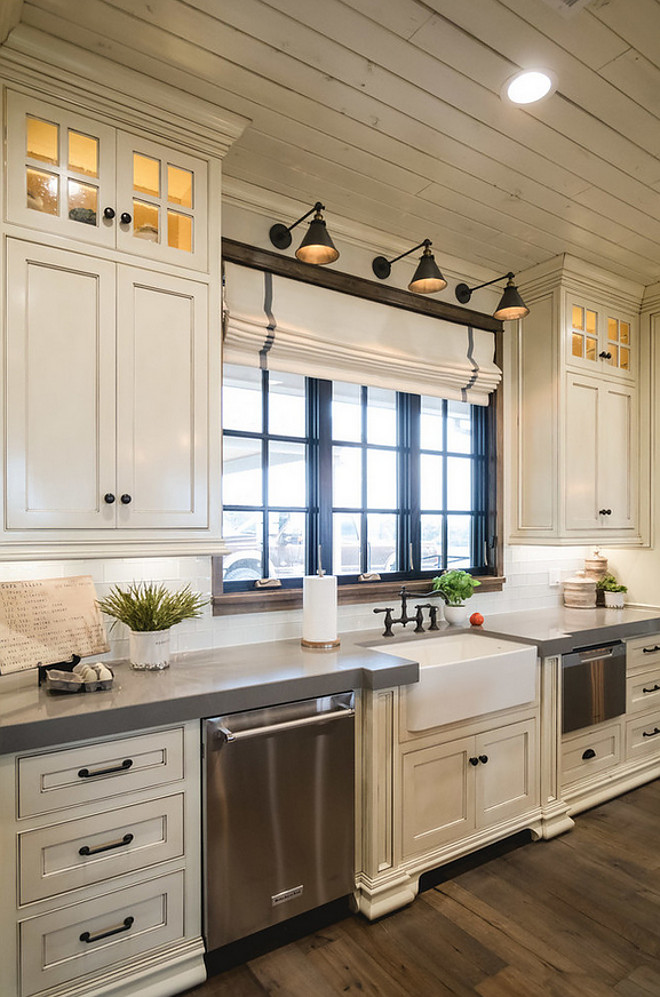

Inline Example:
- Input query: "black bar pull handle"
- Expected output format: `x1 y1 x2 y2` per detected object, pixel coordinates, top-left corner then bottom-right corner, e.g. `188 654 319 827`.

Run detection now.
78 758 133 779
642 684 660 694
582 748 596 760
642 727 660 738
642 645 660 653
79 832 134 857
80 915 134 944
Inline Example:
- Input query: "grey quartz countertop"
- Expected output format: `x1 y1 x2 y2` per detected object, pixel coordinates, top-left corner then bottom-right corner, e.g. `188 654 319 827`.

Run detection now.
3 604 660 755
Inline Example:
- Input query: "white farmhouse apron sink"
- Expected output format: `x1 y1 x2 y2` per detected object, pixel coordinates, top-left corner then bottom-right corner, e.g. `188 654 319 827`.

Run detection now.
369 634 537 730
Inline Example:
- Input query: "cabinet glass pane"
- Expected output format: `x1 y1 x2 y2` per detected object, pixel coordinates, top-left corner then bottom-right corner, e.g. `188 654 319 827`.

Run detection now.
421 454 443 510
269 511 305 578
448 515 471 568
421 514 443 569
333 512 361 575
620 322 630 345
585 336 597 361
68 180 97 225
572 305 584 331
572 333 583 358
27 168 58 215
333 446 361 507
223 365 262 433
608 346 618 367
586 309 597 335
332 382 361 442
133 200 159 242
268 441 306 507
133 153 160 197
167 210 192 252
68 131 98 177
222 511 263 581
167 165 193 207
223 437 262 505
367 513 397 572
26 117 59 165
608 317 619 342
367 449 396 508
620 347 630 371
268 372 306 438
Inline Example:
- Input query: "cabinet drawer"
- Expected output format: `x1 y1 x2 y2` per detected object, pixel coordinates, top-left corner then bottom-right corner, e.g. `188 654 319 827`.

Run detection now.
627 669 660 714
18 794 184 904
625 634 660 673
625 711 660 763
18 727 184 817
561 723 621 787
19 870 184 997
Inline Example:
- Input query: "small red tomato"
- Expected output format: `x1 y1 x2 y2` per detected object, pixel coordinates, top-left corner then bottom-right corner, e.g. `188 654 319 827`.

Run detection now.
470 612 484 627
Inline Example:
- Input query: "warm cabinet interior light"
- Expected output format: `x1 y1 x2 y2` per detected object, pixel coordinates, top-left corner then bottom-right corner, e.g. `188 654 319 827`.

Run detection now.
269 201 339 265
504 70 554 105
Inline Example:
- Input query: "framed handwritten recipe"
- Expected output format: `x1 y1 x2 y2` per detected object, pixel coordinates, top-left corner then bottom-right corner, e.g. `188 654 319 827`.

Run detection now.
0 576 109 675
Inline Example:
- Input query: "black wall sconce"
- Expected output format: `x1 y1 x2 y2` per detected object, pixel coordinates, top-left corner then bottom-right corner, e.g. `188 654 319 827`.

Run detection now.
269 201 339 265
455 272 530 321
372 239 447 295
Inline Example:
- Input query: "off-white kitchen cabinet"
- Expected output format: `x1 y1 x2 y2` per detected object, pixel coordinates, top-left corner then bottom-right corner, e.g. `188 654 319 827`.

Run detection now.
0 26 248 558
7 90 208 272
509 254 648 546
6 239 209 533
0 722 205 997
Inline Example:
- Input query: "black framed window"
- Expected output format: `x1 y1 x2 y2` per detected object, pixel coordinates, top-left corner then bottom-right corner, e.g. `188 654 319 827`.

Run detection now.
222 364 490 590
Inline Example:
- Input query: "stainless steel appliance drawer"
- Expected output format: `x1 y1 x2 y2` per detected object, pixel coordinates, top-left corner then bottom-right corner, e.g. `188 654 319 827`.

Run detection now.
562 642 626 734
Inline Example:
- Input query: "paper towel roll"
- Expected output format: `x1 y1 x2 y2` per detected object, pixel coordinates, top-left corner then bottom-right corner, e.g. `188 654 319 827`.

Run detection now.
301 575 340 648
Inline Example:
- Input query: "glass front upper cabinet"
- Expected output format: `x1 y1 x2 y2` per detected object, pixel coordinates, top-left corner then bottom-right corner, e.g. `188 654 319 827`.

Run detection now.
7 91 208 270
567 295 635 380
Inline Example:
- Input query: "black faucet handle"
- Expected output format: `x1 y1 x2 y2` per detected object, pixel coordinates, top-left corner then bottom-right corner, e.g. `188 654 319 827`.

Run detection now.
414 605 425 633
428 605 439 630
373 607 395 637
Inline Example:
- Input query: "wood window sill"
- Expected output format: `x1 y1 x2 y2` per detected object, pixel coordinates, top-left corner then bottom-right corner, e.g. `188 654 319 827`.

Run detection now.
212 576 505 616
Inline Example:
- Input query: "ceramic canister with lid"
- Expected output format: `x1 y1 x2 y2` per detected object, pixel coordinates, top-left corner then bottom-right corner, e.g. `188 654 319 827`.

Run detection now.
563 570 597 608
584 548 608 582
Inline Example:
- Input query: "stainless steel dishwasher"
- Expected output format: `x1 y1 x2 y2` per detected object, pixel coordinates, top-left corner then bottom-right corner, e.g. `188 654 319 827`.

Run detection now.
562 641 626 733
203 692 355 950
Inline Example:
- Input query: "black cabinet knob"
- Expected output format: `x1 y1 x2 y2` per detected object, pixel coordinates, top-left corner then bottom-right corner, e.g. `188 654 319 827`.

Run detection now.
478 755 489 764
469 756 479 766
582 748 596 760
598 508 612 516
103 207 116 219
599 351 612 360
103 493 116 504
120 494 132 505
120 212 132 225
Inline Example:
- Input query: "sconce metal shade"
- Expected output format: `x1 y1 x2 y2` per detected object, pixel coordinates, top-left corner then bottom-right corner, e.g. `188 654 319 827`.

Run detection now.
295 215 339 265
455 271 529 321
493 277 530 321
269 201 339 265
408 245 447 294
372 238 446 295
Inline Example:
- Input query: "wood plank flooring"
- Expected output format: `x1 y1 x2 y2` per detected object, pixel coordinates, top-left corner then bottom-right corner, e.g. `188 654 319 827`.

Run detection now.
187 780 660 996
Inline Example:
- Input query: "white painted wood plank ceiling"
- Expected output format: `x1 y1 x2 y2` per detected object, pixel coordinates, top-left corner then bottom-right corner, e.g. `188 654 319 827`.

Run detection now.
17 0 660 284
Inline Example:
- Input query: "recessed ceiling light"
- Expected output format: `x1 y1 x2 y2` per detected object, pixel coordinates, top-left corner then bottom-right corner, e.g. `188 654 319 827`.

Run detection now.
502 69 556 105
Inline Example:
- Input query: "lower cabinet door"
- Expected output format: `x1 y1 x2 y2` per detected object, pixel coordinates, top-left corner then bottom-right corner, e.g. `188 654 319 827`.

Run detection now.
475 719 538 829
19 871 184 997
401 736 474 857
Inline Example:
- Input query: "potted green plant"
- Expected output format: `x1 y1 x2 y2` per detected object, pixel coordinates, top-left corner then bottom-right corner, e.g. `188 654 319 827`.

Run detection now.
97 582 207 670
596 573 627 609
431 570 481 624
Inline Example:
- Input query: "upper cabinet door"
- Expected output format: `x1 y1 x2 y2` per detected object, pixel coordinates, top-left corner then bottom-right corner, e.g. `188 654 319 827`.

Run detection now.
6 240 117 529
116 133 208 272
6 91 117 248
566 294 635 382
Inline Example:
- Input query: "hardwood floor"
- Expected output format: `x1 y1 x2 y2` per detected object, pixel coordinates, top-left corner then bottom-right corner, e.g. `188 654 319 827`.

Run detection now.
188 780 660 996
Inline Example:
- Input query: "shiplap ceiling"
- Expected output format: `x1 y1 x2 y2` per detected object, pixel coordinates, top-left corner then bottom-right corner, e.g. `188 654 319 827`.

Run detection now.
17 0 660 285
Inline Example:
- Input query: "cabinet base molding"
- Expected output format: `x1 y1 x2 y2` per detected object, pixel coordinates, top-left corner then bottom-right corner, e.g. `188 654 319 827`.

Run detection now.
563 758 660 817
353 871 418 921
35 937 206 997
529 801 575 840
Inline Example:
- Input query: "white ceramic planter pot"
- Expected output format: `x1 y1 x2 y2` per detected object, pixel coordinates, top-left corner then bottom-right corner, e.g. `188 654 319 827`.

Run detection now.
129 629 171 670
443 604 469 625
603 591 625 609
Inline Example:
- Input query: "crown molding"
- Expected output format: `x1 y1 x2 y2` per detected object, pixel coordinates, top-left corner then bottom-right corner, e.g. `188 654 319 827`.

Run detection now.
0 25 250 159
517 252 646 312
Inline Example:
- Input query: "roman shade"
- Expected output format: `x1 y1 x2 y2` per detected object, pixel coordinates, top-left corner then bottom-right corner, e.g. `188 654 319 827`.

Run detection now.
223 262 501 405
